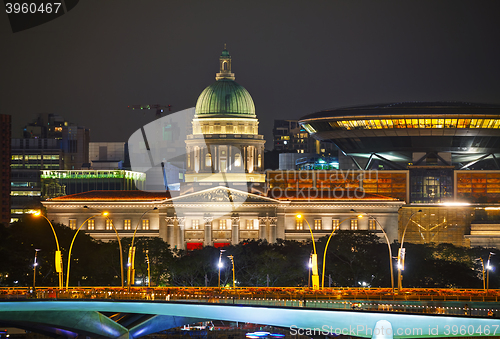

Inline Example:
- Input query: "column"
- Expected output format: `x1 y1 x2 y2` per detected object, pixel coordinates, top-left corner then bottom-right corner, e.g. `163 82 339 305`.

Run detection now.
269 217 277 243
165 217 176 248
231 215 240 245
204 216 213 246
177 217 185 249
259 217 267 241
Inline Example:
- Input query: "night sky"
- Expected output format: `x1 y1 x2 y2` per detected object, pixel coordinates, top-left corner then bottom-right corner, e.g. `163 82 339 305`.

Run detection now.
1 1 500 149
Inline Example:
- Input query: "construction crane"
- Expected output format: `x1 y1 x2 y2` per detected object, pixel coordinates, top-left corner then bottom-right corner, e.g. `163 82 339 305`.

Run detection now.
127 104 172 118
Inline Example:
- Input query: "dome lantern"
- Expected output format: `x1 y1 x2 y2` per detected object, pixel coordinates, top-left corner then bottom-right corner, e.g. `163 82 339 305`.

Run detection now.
216 44 235 81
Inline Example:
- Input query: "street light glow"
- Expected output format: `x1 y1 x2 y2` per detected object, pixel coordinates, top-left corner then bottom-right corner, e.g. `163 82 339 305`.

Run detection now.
33 211 41 217
296 214 302 219
102 211 109 216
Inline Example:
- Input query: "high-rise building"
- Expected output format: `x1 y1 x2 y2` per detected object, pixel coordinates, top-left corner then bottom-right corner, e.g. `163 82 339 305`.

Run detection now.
11 114 90 222
0 114 11 225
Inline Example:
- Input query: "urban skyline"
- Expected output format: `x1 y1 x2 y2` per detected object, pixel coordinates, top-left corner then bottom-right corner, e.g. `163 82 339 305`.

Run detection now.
2 1 500 147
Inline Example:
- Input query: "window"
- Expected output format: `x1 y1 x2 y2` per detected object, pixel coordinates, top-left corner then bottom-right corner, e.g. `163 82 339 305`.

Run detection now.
192 219 199 230
233 126 238 133
258 154 262 168
234 153 241 167
142 219 150 230
350 219 358 230
205 153 212 167
246 219 259 230
87 219 95 230
369 219 377 230
105 219 113 230
332 219 340 231
69 219 76 230
124 219 131 230
219 219 227 230
314 219 322 230
296 219 303 230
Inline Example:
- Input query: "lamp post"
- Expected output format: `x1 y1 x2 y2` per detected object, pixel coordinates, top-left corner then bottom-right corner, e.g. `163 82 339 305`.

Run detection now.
296 214 319 290
83 206 125 288
352 209 395 293
486 252 495 291
308 253 313 288
397 209 422 290
33 211 63 289
127 207 158 289
321 217 358 289
66 211 107 290
33 249 41 289
227 255 235 289
145 249 151 288
218 249 226 287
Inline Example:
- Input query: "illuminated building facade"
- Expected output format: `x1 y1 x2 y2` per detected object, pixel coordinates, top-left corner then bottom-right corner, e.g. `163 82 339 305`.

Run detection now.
40 170 146 199
43 186 403 248
0 114 11 225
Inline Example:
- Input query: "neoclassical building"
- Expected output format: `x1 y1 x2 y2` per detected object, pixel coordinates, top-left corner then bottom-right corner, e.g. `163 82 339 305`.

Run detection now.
42 48 405 249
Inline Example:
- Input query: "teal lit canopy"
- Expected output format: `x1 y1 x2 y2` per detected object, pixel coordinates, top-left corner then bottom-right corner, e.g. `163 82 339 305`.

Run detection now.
195 47 256 118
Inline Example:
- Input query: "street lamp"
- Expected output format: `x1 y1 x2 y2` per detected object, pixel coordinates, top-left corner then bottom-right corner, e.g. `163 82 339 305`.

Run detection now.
145 249 151 288
296 214 319 290
127 207 158 289
308 254 313 288
397 209 422 290
83 206 125 288
227 255 235 289
218 249 226 288
66 210 108 290
33 211 63 289
477 257 486 290
351 209 395 293
33 248 41 289
321 217 358 289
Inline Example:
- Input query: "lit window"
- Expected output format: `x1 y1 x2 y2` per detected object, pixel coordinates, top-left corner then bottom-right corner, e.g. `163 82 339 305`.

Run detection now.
192 219 199 230
105 219 113 230
314 219 322 230
205 153 212 167
142 219 150 230
219 219 226 230
234 153 241 167
350 219 358 230
87 219 95 230
369 219 377 230
69 219 76 230
332 219 340 231
124 219 131 230
246 219 258 230
258 154 262 168
233 126 238 133
296 219 303 230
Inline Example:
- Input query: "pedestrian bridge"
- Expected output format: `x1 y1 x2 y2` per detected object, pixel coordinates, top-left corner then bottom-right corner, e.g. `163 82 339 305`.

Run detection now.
1 288 500 338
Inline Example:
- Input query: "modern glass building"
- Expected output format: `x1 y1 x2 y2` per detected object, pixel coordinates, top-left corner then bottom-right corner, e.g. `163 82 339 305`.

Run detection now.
40 170 146 198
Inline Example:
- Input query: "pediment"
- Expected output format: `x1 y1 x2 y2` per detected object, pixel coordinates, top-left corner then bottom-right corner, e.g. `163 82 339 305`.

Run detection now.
170 186 277 204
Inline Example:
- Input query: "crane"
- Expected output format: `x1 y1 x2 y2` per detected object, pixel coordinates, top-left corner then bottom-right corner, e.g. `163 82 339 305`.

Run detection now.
127 104 172 118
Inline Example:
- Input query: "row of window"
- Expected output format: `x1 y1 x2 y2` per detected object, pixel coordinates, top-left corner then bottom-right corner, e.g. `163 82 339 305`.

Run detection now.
331 118 500 131
296 218 377 231
68 219 150 230
190 219 259 230
11 155 60 160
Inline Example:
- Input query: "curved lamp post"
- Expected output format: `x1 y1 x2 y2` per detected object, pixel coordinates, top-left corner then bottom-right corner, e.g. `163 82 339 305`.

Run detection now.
321 217 359 289
227 255 235 289
352 209 395 293
33 211 63 289
296 214 319 290
486 252 495 291
398 209 422 290
127 207 158 289
66 212 106 290
218 249 226 287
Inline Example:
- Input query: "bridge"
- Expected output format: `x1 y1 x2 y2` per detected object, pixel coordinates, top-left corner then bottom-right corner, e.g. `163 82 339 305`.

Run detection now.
1 287 500 338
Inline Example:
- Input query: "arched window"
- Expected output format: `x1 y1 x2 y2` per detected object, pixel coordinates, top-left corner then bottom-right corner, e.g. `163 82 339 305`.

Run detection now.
258 154 262 168
234 153 241 167
223 61 228 70
205 153 212 167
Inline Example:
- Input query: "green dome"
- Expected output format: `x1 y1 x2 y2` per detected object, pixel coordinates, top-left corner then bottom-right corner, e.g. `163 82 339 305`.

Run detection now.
195 79 256 118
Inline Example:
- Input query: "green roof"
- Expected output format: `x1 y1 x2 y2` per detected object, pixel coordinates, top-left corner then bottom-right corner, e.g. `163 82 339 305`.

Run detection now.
195 79 256 118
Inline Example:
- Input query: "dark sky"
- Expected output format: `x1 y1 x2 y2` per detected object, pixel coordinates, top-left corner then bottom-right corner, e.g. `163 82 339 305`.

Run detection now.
2 1 500 149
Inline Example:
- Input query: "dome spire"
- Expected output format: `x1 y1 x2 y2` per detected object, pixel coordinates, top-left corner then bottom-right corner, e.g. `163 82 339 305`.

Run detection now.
216 44 235 81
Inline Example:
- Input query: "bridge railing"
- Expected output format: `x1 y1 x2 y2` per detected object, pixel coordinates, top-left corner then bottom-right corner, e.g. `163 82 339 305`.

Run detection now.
0 287 498 318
